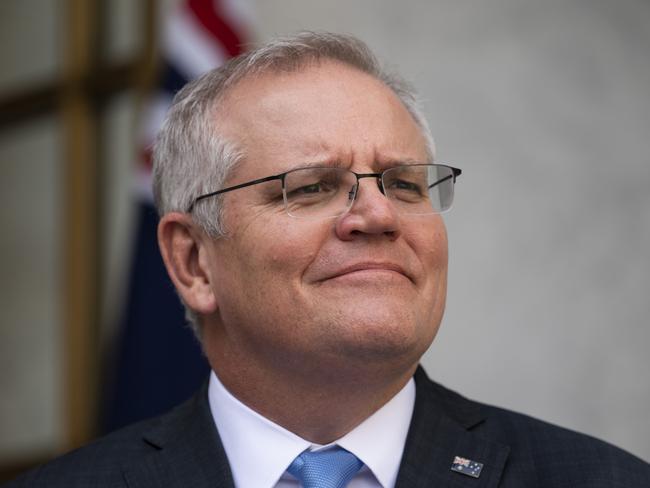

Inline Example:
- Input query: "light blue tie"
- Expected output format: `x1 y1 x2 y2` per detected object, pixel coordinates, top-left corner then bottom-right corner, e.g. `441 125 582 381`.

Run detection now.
288 446 364 488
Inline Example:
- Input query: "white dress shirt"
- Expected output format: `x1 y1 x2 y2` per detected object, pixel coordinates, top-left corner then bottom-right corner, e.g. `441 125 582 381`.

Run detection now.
208 371 415 488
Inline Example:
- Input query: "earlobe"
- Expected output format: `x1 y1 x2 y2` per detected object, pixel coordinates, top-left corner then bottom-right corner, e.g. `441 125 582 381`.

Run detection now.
157 213 218 315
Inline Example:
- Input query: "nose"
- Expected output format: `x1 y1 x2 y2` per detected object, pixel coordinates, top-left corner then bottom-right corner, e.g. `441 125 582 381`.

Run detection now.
335 177 401 241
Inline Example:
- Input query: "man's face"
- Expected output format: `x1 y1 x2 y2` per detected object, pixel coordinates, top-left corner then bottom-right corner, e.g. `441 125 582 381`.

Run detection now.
201 61 448 379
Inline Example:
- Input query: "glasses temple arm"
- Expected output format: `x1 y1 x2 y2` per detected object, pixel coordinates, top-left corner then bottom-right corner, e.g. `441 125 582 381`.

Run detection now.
187 174 283 212
428 174 453 190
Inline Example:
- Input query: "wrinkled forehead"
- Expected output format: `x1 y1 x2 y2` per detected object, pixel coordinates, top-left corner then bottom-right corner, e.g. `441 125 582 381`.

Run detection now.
213 61 431 178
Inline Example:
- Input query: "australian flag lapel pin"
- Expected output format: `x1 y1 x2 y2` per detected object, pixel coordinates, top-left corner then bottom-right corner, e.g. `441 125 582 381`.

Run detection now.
451 455 484 478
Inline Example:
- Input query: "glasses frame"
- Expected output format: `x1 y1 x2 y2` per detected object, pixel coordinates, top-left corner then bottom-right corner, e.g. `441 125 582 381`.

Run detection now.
187 163 462 214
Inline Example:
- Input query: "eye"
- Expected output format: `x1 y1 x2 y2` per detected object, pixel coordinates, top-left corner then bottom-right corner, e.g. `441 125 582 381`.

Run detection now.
389 179 423 193
293 182 327 195
283 167 349 212
392 180 421 193
286 175 339 200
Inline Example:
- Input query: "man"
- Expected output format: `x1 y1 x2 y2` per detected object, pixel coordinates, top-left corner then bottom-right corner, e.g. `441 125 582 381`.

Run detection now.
7 32 649 487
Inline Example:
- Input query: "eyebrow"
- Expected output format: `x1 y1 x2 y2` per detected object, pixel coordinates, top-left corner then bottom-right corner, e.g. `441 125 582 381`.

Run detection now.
284 157 428 173
283 159 348 172
381 157 427 166
374 158 430 171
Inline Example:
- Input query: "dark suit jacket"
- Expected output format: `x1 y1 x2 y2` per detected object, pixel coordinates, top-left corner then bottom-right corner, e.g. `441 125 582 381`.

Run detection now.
5 367 649 487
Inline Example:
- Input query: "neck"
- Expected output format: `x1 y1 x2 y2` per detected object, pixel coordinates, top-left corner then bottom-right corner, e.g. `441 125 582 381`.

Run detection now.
204 331 418 444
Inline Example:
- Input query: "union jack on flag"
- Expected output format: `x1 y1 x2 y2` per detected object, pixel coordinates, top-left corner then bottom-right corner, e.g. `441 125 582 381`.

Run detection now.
451 456 484 478
137 0 253 199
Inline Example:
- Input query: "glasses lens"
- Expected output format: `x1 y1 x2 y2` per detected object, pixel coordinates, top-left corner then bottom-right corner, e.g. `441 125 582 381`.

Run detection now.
383 164 456 214
283 167 358 218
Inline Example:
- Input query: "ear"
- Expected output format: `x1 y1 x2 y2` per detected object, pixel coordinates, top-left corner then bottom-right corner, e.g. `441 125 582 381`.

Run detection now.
157 212 218 315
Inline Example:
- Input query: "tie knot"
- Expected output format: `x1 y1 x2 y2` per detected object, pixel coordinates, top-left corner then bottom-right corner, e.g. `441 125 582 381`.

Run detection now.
288 446 364 488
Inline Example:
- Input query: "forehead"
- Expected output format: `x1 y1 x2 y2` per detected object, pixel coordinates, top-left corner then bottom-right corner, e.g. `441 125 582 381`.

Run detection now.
215 61 429 177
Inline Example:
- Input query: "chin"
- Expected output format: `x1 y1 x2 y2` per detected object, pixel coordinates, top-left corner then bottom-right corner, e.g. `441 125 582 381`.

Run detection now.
323 309 437 367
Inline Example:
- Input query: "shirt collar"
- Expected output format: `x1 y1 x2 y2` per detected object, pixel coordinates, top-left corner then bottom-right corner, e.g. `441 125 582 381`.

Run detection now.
208 371 415 488
336 378 415 488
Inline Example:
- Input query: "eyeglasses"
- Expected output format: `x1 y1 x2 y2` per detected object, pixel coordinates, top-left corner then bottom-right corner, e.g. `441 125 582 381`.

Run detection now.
188 163 462 219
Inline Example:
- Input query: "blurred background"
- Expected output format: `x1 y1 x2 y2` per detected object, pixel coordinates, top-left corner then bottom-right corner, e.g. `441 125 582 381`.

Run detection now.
1 0 649 480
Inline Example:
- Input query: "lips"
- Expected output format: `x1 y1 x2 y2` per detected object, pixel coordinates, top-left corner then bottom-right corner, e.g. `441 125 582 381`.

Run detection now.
317 261 413 283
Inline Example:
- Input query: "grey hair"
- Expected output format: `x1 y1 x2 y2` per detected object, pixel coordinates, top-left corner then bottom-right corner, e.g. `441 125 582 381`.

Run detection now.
152 31 436 336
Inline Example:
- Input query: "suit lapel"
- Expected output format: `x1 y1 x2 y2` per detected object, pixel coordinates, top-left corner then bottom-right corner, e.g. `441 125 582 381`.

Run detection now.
395 368 510 488
120 368 510 487
124 383 235 488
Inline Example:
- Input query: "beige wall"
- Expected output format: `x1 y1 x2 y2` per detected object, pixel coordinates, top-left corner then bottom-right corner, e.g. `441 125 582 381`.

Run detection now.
250 0 650 459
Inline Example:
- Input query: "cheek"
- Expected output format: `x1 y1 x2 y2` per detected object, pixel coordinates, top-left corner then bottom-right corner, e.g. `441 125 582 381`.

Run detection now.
236 217 331 281
405 218 448 268
431 228 449 267
430 217 448 259
427 223 449 313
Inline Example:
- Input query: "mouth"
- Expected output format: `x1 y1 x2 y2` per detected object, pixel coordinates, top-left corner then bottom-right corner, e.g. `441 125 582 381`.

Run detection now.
319 262 413 284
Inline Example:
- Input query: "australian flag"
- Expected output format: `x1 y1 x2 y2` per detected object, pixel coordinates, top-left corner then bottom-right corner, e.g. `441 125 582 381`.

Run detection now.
451 456 484 478
103 0 252 432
